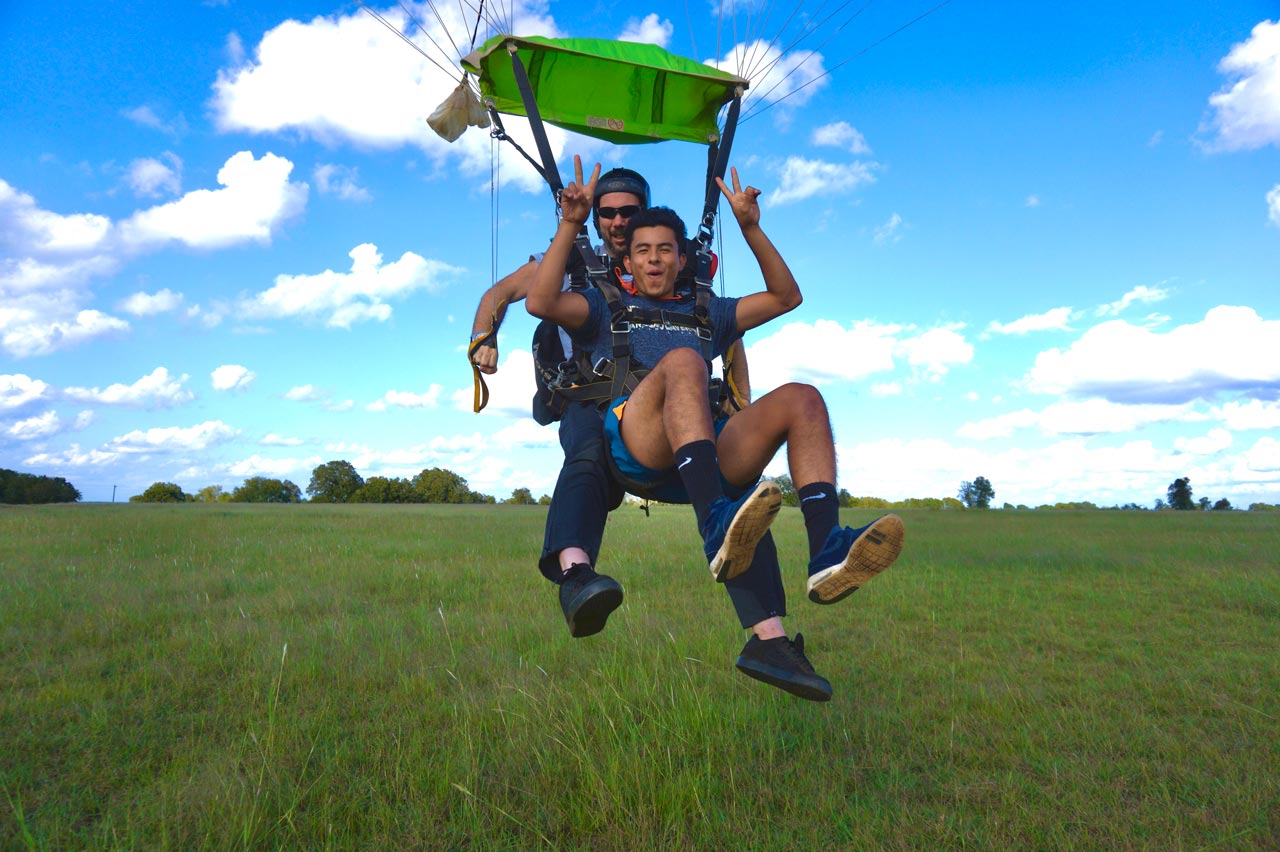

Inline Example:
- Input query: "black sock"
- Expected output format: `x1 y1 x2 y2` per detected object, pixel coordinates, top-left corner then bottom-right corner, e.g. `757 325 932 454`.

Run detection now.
675 440 724 527
798 482 839 558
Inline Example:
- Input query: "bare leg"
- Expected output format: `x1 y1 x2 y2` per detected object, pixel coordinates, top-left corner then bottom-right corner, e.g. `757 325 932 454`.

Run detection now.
714 383 835 488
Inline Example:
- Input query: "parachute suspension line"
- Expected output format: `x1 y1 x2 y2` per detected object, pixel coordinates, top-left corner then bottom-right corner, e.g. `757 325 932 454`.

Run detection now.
741 0 954 125
359 3 462 82
409 0 465 62
490 124 499 289
680 0 699 62
468 0 486 49
734 0 868 102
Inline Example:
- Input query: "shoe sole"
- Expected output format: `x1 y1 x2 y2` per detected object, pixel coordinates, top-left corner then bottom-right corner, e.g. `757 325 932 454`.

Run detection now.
708 481 782 582
735 656 833 702
565 577 624 638
807 513 905 605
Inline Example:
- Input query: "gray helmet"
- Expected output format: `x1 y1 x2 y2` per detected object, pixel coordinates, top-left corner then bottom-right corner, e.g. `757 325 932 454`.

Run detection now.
592 168 650 238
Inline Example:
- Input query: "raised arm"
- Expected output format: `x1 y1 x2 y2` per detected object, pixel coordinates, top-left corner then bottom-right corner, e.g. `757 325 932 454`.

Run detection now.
468 259 537 374
717 167 802 334
525 156 596 331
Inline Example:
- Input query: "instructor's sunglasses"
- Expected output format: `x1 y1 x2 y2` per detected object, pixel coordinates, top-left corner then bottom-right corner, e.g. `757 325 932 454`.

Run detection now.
597 205 641 220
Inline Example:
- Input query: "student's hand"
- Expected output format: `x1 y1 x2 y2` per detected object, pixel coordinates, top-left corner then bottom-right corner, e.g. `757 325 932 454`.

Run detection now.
559 155 600 228
470 340 498 374
716 167 762 231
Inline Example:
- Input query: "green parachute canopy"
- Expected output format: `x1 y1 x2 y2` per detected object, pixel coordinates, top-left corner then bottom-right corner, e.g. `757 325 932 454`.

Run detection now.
462 35 749 146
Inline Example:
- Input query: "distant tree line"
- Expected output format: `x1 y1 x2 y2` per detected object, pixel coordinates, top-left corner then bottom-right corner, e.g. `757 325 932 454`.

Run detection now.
1 468 80 504
131 461 550 506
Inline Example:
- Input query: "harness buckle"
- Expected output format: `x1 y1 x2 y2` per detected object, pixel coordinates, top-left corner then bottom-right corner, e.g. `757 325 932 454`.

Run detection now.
611 319 631 334
696 325 712 342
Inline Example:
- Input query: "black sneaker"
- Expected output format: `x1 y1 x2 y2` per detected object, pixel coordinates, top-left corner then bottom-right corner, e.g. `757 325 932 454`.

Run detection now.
558 563 623 638
735 633 832 702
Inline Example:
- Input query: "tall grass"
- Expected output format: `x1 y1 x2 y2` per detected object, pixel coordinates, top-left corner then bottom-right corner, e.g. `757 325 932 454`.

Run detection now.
2 504 1277 850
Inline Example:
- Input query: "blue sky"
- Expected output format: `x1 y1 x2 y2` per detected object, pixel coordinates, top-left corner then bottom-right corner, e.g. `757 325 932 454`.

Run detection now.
2 0 1278 508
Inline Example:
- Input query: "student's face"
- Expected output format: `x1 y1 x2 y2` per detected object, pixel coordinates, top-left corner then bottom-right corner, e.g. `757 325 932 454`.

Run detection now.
595 191 644 260
623 225 685 298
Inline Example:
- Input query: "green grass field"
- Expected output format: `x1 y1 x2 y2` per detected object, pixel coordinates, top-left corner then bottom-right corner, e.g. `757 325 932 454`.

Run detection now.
2 503 1278 851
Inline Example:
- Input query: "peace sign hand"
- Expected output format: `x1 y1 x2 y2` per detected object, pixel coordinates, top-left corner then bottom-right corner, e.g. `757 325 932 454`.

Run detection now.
716 167 762 231
560 155 600 227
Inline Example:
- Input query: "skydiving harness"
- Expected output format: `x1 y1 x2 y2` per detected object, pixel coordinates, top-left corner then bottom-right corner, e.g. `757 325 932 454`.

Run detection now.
472 39 747 420
530 236 732 426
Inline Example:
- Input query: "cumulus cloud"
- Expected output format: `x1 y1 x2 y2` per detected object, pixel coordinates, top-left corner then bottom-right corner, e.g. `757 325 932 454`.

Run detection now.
2 309 129 358
118 288 184 316
985 307 1074 336
127 153 183 198
710 41 827 114
958 399 1203 440
63 367 194 408
1174 427 1233 456
1269 183 1280 226
899 325 974 381
1213 399 1280 430
118 151 307 250
227 453 320 478
242 242 457 327
23 443 120 468
1202 20 1280 151
366 386 443 411
122 105 188 137
768 157 876 205
109 420 238 453
313 163 371 201
812 121 871 154
619 13 672 47
261 433 303 446
209 3 563 193
1096 284 1170 317
0 179 112 254
211 364 255 392
746 319 898 392
449 349 537 418
284 384 321 401
1025 306 1280 403
5 410 61 440
1 374 50 410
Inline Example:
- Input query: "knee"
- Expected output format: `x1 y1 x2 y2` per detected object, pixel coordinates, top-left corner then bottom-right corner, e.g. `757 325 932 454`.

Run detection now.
779 382 827 417
654 347 707 377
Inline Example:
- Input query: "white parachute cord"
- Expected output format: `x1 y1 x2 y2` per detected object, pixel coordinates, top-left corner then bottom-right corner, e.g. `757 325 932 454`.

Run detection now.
359 3 461 82
491 130 499 287
741 0 954 125
411 0 465 61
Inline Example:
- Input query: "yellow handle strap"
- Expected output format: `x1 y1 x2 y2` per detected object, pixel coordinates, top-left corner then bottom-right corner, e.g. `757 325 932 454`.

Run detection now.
467 300 506 414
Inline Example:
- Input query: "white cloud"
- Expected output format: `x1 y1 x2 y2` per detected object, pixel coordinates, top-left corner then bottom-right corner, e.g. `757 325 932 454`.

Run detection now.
284 384 321 401
109 420 238 453
900 325 974 381
127 153 182 198
118 288 184 316
450 349 537 418
619 14 672 47
985 307 1073 336
2 309 129 358
63 367 194 408
23 443 120 468
0 179 112 254
313 164 371 202
261 433 303 446
812 121 870 154
118 151 307 250
209 4 563 193
1025 195 1041 208
1268 183 1280 226
490 417 558 448
211 364 255 392
956 409 1041 440
1213 399 1280 430
1246 436 1280 472
874 213 903 245
768 157 877 206
1202 20 1280 151
227 453 320 479
1 374 50 410
746 319 899 392
6 409 61 440
242 243 457 327
1025 306 1280 403
366 386 443 411
1174 427 1233 456
710 41 827 114
871 382 902 397
122 105 187 137
1096 284 1170 317
959 398 1204 440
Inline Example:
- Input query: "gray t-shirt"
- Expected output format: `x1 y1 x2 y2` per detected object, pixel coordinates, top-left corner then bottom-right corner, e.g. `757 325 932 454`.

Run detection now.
569 288 741 370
